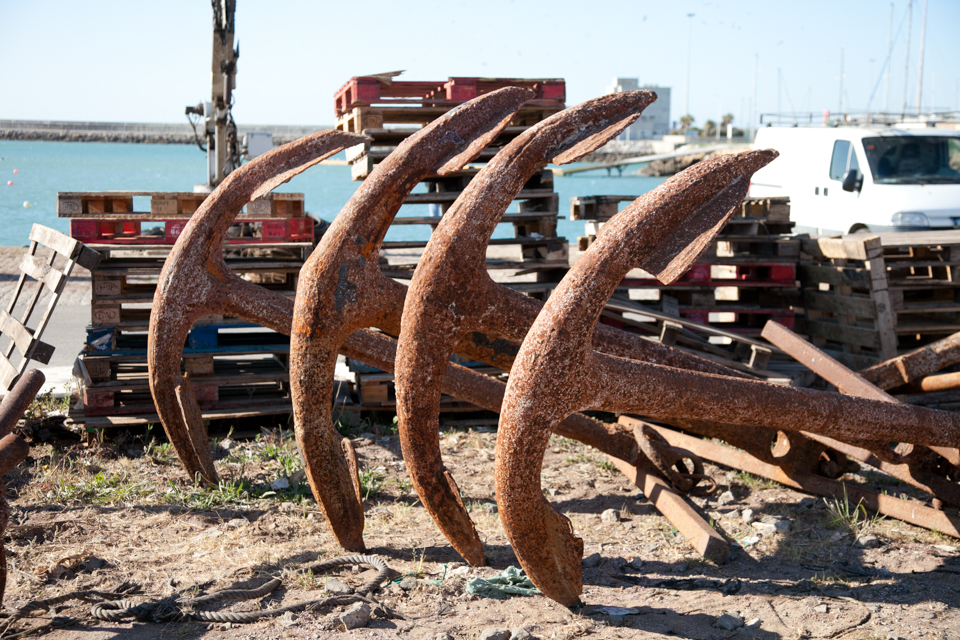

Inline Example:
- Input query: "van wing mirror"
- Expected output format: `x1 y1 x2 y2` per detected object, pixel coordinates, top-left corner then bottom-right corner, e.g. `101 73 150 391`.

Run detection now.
841 169 862 193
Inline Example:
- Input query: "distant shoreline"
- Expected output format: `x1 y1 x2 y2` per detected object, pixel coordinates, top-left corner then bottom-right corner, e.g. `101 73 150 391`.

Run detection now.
0 120 333 145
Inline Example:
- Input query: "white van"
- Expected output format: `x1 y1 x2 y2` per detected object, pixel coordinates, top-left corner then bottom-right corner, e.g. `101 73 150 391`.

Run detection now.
749 125 960 235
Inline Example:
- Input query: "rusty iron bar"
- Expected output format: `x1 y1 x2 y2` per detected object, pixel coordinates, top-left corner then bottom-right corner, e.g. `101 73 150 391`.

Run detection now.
639 418 960 539
394 91 746 566
762 320 960 503
495 149 960 606
148 130 365 484
918 371 960 393
860 330 960 390
0 369 45 604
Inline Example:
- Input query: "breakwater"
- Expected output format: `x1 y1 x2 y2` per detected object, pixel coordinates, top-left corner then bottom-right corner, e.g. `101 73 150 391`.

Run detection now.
0 120 332 145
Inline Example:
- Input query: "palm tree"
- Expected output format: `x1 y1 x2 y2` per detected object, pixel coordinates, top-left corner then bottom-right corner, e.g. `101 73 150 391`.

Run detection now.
680 114 694 133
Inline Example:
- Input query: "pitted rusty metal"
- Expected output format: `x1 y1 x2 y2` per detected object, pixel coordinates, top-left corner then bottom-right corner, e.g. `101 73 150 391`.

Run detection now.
148 130 364 484
0 370 45 604
633 423 715 496
290 88 539 553
394 92 746 566
495 149 960 606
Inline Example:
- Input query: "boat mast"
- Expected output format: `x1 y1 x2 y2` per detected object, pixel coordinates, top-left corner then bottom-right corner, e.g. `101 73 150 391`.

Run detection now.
915 0 927 116
884 2 892 114
902 0 912 117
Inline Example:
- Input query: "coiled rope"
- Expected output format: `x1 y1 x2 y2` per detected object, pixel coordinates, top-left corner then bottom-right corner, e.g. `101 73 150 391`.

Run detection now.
2 555 397 632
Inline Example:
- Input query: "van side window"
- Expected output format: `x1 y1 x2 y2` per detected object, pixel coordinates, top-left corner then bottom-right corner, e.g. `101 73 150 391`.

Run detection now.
830 140 852 180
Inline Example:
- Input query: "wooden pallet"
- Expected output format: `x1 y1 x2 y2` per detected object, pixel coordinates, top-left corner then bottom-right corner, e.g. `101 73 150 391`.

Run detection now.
81 355 290 416
334 76 565 117
70 216 313 245
58 191 304 219
571 195 791 223
0 225 101 390
797 236 902 369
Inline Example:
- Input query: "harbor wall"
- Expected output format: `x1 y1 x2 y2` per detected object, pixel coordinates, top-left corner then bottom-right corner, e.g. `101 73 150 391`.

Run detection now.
0 120 332 144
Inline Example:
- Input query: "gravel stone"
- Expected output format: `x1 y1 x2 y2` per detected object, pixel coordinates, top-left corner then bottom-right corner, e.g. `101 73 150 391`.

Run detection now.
715 613 743 630
510 627 534 640
582 553 603 568
399 576 420 590
325 577 354 595
717 490 736 505
478 628 510 640
339 603 370 630
856 534 882 549
741 508 756 524
600 509 620 524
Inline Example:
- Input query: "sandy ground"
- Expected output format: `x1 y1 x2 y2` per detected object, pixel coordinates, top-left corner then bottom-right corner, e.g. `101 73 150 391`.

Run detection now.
1 427 958 640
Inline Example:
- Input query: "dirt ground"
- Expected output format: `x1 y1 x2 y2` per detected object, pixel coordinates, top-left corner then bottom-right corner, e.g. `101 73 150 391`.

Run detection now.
1 421 959 640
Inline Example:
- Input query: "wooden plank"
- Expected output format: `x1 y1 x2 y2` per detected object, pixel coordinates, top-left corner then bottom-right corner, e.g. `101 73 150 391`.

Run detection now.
864 237 899 360
801 291 877 317
0 355 18 391
29 224 81 259
18 255 63 291
0 310 36 359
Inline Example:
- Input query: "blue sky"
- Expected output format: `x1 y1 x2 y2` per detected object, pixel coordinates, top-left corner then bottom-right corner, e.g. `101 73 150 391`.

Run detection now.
2 1 957 129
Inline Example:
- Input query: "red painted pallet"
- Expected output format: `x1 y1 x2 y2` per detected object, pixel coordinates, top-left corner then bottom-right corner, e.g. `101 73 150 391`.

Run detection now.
622 263 797 287
70 217 313 245
334 76 565 116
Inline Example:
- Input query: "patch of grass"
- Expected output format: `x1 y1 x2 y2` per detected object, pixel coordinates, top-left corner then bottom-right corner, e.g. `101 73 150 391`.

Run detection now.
734 471 778 491
25 389 71 420
824 486 883 536
359 466 387 499
164 477 252 509
52 469 153 506
596 459 616 472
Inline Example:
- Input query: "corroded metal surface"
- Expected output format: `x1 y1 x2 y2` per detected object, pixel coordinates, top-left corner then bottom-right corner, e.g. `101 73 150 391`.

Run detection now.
290 88 536 553
147 130 364 484
860 330 960 390
394 92 745 566
633 423 715 496
496 149 960 606
643 419 960 540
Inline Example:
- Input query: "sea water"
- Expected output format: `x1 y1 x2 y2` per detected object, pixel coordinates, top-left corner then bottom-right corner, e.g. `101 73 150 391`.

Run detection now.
0 139 666 247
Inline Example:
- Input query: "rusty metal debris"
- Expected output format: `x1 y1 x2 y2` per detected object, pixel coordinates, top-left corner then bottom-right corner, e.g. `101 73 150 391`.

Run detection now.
860 330 960 390
0 369 45 604
761 319 960 505
394 91 743 566
495 150 960 606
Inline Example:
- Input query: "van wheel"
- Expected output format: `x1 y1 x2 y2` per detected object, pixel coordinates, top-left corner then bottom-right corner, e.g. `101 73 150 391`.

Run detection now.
849 224 871 234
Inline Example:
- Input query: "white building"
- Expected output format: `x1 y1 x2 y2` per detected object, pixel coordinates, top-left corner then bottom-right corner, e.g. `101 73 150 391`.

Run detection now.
605 78 671 140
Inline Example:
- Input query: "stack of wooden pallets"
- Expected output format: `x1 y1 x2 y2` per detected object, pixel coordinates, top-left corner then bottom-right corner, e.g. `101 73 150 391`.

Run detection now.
798 231 960 371
572 196 799 338
333 75 568 415
60 191 310 429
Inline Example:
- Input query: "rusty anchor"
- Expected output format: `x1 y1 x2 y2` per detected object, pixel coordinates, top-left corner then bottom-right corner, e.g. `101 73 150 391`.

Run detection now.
495 149 960 606
290 88 542 553
145 101 697 561
148 129 365 484
395 91 738 566
290 89 734 557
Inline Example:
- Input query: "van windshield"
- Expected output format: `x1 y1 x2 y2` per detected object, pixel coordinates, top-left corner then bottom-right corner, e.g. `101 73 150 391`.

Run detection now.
863 136 960 184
